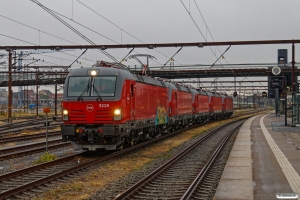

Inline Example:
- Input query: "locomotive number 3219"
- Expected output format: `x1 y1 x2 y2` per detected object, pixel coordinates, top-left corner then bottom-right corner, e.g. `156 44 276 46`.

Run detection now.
99 104 109 108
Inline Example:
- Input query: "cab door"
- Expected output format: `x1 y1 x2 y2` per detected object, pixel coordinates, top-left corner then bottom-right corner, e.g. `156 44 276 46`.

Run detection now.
130 83 136 121
175 91 178 116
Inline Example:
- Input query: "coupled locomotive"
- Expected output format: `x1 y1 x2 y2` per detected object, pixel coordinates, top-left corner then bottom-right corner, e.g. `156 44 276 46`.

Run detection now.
61 61 233 151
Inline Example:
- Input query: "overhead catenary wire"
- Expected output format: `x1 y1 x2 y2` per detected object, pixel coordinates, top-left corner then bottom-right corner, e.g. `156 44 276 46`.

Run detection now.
76 0 180 66
161 47 183 69
0 34 92 68
180 0 239 90
0 33 37 46
0 15 104 65
179 0 230 68
0 15 116 63
68 49 88 69
49 3 161 66
193 0 254 85
193 0 230 65
209 45 231 69
31 0 120 64
0 14 81 46
38 52 93 66
26 1 138 66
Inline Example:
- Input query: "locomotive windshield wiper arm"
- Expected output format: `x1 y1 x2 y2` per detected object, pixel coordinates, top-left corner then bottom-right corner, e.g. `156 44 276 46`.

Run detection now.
92 84 103 101
77 84 90 101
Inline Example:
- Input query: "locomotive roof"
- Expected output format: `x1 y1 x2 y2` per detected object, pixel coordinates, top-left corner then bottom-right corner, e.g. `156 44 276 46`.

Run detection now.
164 82 190 92
68 67 166 88
67 67 232 97
132 74 166 87
68 67 134 79
214 93 221 97
190 88 208 96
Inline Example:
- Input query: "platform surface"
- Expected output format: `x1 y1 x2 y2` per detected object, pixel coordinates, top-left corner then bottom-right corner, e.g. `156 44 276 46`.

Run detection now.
214 112 300 200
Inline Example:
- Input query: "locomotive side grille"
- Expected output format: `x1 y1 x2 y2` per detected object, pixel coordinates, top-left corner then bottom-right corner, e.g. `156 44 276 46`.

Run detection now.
95 109 114 121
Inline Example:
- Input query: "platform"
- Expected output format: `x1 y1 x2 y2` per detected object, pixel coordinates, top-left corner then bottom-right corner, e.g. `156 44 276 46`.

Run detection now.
213 113 300 200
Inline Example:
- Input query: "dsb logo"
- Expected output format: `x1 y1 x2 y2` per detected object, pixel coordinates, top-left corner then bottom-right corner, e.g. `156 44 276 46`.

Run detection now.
86 104 94 112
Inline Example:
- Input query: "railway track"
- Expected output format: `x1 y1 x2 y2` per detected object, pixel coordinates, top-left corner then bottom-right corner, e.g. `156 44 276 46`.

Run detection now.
0 111 262 199
0 131 61 145
0 139 70 161
181 124 239 199
0 120 62 138
0 115 61 123
113 119 243 199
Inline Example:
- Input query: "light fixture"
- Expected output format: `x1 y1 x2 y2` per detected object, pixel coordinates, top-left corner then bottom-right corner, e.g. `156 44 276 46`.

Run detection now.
114 108 122 120
55 47 60 51
198 43 204 48
148 45 154 49
100 46 106 50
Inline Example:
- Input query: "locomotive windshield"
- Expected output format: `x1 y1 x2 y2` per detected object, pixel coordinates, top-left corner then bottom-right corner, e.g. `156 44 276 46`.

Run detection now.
68 77 91 97
67 76 117 97
92 76 117 97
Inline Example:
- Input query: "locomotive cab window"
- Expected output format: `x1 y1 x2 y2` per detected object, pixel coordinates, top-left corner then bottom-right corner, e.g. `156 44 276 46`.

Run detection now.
67 76 117 97
92 76 117 97
67 77 91 97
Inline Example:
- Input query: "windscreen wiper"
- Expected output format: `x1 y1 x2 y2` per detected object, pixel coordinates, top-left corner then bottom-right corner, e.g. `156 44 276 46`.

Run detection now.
77 84 89 101
92 84 103 101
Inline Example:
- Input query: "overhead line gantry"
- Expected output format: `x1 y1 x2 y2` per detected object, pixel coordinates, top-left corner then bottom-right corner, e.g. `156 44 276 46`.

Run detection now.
1 39 299 122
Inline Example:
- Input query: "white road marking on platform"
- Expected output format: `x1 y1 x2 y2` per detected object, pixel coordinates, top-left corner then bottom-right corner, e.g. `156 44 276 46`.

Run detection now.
260 115 300 194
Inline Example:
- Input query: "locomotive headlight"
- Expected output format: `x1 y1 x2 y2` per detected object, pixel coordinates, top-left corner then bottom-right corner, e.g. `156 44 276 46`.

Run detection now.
91 70 97 76
114 109 121 115
63 109 69 121
114 108 122 120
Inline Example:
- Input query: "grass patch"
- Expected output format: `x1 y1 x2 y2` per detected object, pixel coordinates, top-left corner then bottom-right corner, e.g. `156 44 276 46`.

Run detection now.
33 152 57 165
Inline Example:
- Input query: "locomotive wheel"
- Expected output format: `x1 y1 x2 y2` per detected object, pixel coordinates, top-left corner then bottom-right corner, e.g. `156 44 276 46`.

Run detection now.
117 143 124 150
130 140 135 147
62 135 67 142
128 135 135 147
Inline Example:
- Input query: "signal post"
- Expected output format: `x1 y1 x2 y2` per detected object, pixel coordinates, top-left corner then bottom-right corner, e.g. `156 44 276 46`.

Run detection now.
43 107 50 152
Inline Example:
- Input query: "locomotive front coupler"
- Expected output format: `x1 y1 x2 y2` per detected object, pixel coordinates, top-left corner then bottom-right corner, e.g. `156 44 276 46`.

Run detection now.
87 130 94 143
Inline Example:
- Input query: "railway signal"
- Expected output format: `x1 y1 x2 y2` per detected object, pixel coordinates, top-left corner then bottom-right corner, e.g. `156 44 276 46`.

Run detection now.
233 91 238 98
262 91 267 97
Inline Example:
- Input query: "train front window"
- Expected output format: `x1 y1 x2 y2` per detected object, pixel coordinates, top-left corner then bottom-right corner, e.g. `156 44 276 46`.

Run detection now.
92 76 117 97
68 77 91 97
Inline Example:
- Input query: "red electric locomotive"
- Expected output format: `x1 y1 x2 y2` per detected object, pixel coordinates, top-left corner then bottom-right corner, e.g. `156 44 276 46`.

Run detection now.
223 94 233 117
61 61 234 151
61 62 168 150
165 82 193 130
213 93 223 119
191 89 210 123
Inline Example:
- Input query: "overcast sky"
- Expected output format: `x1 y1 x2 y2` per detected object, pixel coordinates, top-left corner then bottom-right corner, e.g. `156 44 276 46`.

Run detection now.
1 0 300 93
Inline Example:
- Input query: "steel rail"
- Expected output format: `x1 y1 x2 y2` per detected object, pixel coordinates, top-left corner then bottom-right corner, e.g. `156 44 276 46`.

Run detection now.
0 116 62 125
113 119 245 199
0 131 61 145
0 123 62 137
180 122 243 199
0 141 71 161
0 138 62 155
